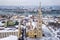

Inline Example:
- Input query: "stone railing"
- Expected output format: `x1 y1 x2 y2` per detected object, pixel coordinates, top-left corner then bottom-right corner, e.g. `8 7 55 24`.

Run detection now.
0 30 18 38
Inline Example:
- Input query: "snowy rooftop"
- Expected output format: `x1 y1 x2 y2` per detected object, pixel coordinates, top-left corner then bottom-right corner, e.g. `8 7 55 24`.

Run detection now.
0 24 60 40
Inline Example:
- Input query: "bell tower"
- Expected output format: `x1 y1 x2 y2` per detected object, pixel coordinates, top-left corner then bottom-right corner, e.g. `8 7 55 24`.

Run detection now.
37 2 42 37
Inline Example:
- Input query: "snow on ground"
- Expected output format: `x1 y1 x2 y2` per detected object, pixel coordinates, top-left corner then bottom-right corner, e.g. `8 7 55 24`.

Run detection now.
0 35 18 40
0 36 59 40
0 24 60 40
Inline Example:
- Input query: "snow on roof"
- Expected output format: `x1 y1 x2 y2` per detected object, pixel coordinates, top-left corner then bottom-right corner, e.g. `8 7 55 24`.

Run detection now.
0 29 18 33
42 24 54 37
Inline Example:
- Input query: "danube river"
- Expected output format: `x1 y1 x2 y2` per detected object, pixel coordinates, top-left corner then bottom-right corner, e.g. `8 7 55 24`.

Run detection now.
0 10 60 17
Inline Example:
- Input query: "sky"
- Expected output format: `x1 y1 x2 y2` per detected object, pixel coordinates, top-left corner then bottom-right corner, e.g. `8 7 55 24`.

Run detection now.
0 0 60 6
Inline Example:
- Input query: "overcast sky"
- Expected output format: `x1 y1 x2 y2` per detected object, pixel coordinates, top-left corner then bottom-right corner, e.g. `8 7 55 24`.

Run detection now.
0 0 60 6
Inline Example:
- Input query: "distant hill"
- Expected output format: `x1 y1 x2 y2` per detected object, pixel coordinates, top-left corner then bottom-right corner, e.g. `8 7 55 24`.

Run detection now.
0 5 60 13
